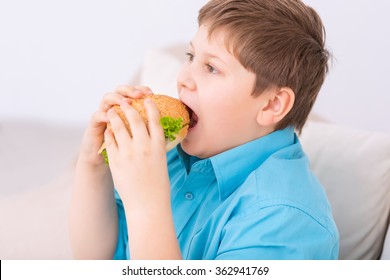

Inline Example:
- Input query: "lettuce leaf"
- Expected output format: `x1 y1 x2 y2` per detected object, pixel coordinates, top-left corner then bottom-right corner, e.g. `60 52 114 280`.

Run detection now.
102 116 185 165
101 148 109 165
160 116 185 141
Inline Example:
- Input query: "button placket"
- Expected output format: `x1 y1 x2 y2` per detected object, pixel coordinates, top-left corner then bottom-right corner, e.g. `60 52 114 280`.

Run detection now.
172 170 214 238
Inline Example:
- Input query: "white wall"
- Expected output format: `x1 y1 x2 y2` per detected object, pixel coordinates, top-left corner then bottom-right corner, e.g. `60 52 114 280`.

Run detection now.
0 0 207 126
305 0 390 133
1 0 389 133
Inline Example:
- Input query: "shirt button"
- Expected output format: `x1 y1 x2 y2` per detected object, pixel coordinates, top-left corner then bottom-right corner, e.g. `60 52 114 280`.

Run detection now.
185 192 194 200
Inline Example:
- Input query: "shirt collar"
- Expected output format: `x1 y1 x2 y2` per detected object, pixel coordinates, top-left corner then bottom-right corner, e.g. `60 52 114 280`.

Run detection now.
176 127 296 201
176 145 203 173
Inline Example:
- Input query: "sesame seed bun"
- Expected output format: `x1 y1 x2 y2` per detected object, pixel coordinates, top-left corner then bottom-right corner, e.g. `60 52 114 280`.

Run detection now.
100 94 189 154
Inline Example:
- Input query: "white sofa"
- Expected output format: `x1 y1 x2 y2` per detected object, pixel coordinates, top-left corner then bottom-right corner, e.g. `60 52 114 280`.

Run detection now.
1 46 389 260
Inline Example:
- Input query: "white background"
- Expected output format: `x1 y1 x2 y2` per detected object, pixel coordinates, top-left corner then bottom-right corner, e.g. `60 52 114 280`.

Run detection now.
0 0 389 133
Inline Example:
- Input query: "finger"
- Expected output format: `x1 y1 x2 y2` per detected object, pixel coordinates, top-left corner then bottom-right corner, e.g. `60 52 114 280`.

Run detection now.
99 92 129 111
144 98 164 144
91 110 109 124
104 128 118 155
120 101 149 143
134 85 154 94
115 85 153 98
107 107 132 150
89 111 109 131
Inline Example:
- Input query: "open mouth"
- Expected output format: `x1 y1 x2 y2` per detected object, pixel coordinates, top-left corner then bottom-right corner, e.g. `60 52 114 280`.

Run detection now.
185 105 198 129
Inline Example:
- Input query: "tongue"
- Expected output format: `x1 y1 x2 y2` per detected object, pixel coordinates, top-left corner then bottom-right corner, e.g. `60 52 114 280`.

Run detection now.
189 112 198 128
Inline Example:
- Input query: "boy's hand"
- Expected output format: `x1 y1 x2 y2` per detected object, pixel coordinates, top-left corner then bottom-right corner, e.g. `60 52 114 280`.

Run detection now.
78 85 153 166
104 98 170 210
103 94 180 259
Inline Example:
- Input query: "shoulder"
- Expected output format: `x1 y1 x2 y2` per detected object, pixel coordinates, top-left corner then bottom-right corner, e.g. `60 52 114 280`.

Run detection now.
220 151 339 259
254 142 331 219
226 141 338 237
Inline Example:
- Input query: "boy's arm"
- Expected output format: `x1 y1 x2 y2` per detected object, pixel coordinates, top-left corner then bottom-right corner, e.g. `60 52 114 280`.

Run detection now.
105 99 182 259
69 158 118 259
122 177 181 260
69 85 153 259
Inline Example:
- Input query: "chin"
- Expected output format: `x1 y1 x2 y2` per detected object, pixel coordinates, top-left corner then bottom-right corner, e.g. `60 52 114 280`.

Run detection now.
181 140 204 158
180 139 196 156
182 140 219 159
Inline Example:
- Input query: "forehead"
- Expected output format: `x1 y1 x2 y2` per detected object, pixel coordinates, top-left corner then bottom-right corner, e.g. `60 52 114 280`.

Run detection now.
193 25 232 53
194 24 225 47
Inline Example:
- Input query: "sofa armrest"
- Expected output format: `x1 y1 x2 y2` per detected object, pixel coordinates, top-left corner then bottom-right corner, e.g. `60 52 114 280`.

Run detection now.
381 224 390 259
0 120 83 259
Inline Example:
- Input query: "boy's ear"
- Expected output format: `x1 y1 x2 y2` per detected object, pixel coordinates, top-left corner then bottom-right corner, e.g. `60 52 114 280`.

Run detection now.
256 87 295 127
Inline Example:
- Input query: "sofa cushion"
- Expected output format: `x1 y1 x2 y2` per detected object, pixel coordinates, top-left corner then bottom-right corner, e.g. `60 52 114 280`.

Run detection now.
0 120 83 259
0 167 74 259
300 121 390 259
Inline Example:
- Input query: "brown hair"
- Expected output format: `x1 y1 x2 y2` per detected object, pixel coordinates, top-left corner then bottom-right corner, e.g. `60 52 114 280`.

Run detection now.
198 0 330 133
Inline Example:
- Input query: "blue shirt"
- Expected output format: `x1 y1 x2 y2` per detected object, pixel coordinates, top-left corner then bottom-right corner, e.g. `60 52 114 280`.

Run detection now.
114 127 339 259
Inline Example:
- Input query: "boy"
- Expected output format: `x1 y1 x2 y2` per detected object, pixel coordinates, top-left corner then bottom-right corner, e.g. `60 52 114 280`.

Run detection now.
69 0 339 259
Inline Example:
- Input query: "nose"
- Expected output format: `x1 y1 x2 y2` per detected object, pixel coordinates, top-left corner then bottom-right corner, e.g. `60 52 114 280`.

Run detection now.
177 62 196 92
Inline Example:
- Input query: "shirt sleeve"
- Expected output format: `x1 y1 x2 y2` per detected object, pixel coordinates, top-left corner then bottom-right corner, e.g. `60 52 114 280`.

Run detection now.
216 204 339 260
113 190 130 260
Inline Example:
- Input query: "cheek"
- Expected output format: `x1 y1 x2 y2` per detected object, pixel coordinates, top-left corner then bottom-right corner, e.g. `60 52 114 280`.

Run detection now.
202 99 237 129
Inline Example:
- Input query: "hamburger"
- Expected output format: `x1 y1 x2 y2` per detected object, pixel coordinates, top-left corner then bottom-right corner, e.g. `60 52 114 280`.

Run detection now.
99 94 189 165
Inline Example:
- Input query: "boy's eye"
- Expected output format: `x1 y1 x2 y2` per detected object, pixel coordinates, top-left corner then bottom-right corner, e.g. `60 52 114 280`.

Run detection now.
185 52 194 62
206 64 218 74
